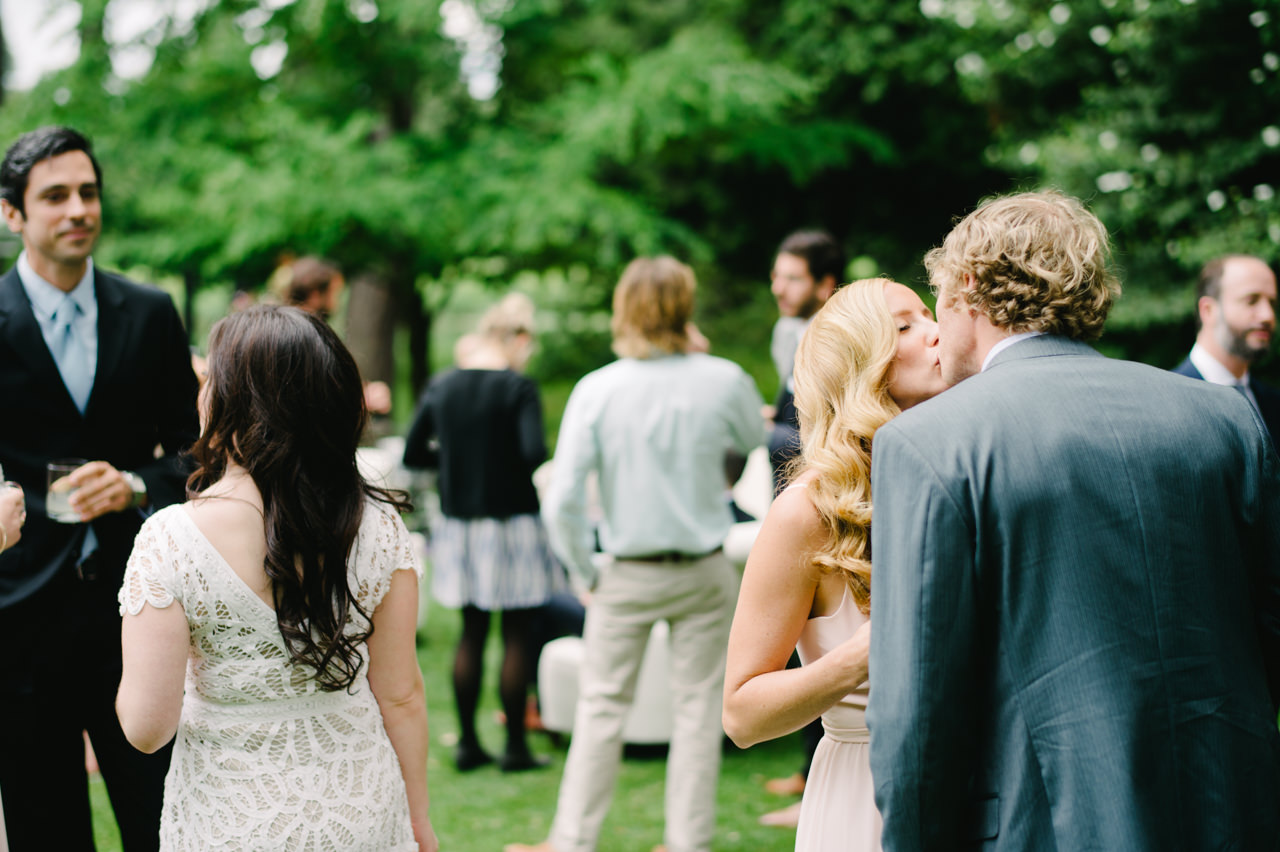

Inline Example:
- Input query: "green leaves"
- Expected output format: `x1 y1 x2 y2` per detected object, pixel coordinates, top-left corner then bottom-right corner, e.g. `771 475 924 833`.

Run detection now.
4 0 1273 378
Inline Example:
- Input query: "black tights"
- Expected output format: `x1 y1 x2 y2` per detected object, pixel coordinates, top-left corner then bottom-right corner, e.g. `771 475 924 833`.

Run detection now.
453 605 538 758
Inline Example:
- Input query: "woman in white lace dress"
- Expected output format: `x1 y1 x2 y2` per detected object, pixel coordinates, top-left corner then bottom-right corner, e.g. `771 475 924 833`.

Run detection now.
115 305 439 852
723 280 948 851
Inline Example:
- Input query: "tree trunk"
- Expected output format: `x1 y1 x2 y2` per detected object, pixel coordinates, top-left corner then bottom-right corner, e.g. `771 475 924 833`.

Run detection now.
406 284 431 399
77 0 112 76
346 270 395 386
345 267 399 442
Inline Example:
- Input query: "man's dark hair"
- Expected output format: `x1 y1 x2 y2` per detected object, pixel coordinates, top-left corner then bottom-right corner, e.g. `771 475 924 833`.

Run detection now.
284 257 341 306
0 126 103 216
1197 254 1268 302
776 230 846 286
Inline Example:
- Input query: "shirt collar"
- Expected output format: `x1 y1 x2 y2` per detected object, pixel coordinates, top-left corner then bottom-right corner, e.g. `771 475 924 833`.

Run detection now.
981 330 1047 372
784 315 819 392
1188 342 1248 387
16 252 96 320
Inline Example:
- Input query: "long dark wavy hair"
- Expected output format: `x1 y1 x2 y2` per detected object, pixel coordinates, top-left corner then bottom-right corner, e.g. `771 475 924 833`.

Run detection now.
188 305 411 691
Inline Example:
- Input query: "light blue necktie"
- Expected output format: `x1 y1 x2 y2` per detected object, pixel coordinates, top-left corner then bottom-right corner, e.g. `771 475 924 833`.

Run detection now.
50 295 92 414
48 294 99 560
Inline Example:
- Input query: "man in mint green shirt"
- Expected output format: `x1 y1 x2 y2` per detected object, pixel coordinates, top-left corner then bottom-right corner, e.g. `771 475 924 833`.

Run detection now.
511 256 763 852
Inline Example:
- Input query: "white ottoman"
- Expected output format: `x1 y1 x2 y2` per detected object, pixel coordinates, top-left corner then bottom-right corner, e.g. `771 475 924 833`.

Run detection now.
538 620 674 745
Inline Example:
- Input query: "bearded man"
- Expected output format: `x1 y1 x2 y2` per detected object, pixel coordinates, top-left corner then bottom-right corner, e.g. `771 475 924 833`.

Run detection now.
1173 254 1279 445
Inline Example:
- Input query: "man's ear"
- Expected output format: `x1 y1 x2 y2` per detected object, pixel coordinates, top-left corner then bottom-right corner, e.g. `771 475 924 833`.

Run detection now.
1 199 24 235
959 274 981 315
1197 295 1218 328
817 275 837 303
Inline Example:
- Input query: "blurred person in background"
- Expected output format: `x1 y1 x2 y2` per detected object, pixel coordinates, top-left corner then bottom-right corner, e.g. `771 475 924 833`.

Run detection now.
1172 253 1278 445
404 292 563 773
273 254 393 417
507 256 764 852
766 230 844 494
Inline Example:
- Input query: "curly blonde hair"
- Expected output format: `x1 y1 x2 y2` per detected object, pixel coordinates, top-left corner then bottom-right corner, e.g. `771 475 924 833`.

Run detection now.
611 256 694 359
924 190 1120 340
791 279 902 614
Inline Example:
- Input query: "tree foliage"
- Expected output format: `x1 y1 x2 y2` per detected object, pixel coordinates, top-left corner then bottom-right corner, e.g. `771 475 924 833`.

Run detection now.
1 0 1275 388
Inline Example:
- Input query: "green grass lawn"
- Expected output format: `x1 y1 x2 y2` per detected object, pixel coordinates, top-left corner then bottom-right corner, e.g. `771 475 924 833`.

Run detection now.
90 597 806 851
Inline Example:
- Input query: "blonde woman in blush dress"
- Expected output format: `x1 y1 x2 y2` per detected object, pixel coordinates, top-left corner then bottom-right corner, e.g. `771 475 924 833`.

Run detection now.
116 306 438 852
723 279 948 852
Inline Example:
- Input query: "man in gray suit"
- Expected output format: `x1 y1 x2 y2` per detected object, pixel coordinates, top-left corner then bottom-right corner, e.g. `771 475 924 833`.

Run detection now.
867 190 1280 851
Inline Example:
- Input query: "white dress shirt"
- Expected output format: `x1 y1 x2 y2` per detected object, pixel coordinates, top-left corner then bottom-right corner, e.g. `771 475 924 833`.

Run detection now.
1188 342 1261 410
542 352 765 588
16 252 98 385
982 330 1046 372
770 315 808 386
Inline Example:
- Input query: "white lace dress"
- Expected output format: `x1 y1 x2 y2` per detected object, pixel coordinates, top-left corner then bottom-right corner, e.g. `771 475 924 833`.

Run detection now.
119 500 422 852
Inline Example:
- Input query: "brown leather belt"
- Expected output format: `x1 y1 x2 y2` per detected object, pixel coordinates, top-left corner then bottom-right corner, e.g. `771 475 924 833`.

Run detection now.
619 547 723 563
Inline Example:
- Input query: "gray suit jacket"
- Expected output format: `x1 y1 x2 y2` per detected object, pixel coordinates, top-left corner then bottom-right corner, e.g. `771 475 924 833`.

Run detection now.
1172 355 1280 450
868 336 1280 851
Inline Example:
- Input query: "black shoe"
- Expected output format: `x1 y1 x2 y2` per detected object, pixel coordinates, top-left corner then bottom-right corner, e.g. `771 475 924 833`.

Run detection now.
499 752 550 773
456 744 495 771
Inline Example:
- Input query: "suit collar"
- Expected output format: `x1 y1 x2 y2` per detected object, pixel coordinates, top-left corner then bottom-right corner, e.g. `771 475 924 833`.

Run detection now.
0 265 30 316
0 264 133 419
985 334 1101 370
0 266 71 407
15 253 96 320
981 330 1047 372
88 267 130 416
1173 356 1204 380
1189 342 1249 387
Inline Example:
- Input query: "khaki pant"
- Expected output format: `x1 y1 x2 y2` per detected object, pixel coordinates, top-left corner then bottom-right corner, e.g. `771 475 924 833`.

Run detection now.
548 552 739 852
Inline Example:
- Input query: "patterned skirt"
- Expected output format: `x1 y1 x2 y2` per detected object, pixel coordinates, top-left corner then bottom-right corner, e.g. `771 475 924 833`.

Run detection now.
430 513 567 611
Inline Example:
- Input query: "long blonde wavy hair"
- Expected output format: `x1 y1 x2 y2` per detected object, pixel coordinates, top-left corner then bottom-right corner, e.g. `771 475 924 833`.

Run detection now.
790 279 902 614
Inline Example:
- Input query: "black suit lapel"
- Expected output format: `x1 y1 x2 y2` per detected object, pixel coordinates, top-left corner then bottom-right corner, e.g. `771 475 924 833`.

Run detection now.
88 270 131 417
0 267 82 418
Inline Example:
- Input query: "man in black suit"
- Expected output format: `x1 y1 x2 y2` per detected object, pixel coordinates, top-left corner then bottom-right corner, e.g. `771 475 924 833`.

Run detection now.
1172 254 1279 445
0 127 198 850
765 230 843 494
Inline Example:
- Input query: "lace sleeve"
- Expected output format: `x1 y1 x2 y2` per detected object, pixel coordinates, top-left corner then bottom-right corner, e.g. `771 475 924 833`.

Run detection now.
118 511 182 616
355 502 424 612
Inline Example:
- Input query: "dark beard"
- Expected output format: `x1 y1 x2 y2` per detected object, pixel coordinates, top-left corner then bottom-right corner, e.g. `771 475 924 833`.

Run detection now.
1221 324 1268 363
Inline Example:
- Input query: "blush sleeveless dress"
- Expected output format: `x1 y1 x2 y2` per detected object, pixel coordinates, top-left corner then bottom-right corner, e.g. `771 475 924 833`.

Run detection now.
118 500 421 852
793 585 881 852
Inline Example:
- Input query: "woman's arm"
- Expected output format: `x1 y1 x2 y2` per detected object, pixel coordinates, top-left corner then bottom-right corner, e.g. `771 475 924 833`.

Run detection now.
117 601 190 752
722 484 870 748
0 486 24 552
367 568 438 852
